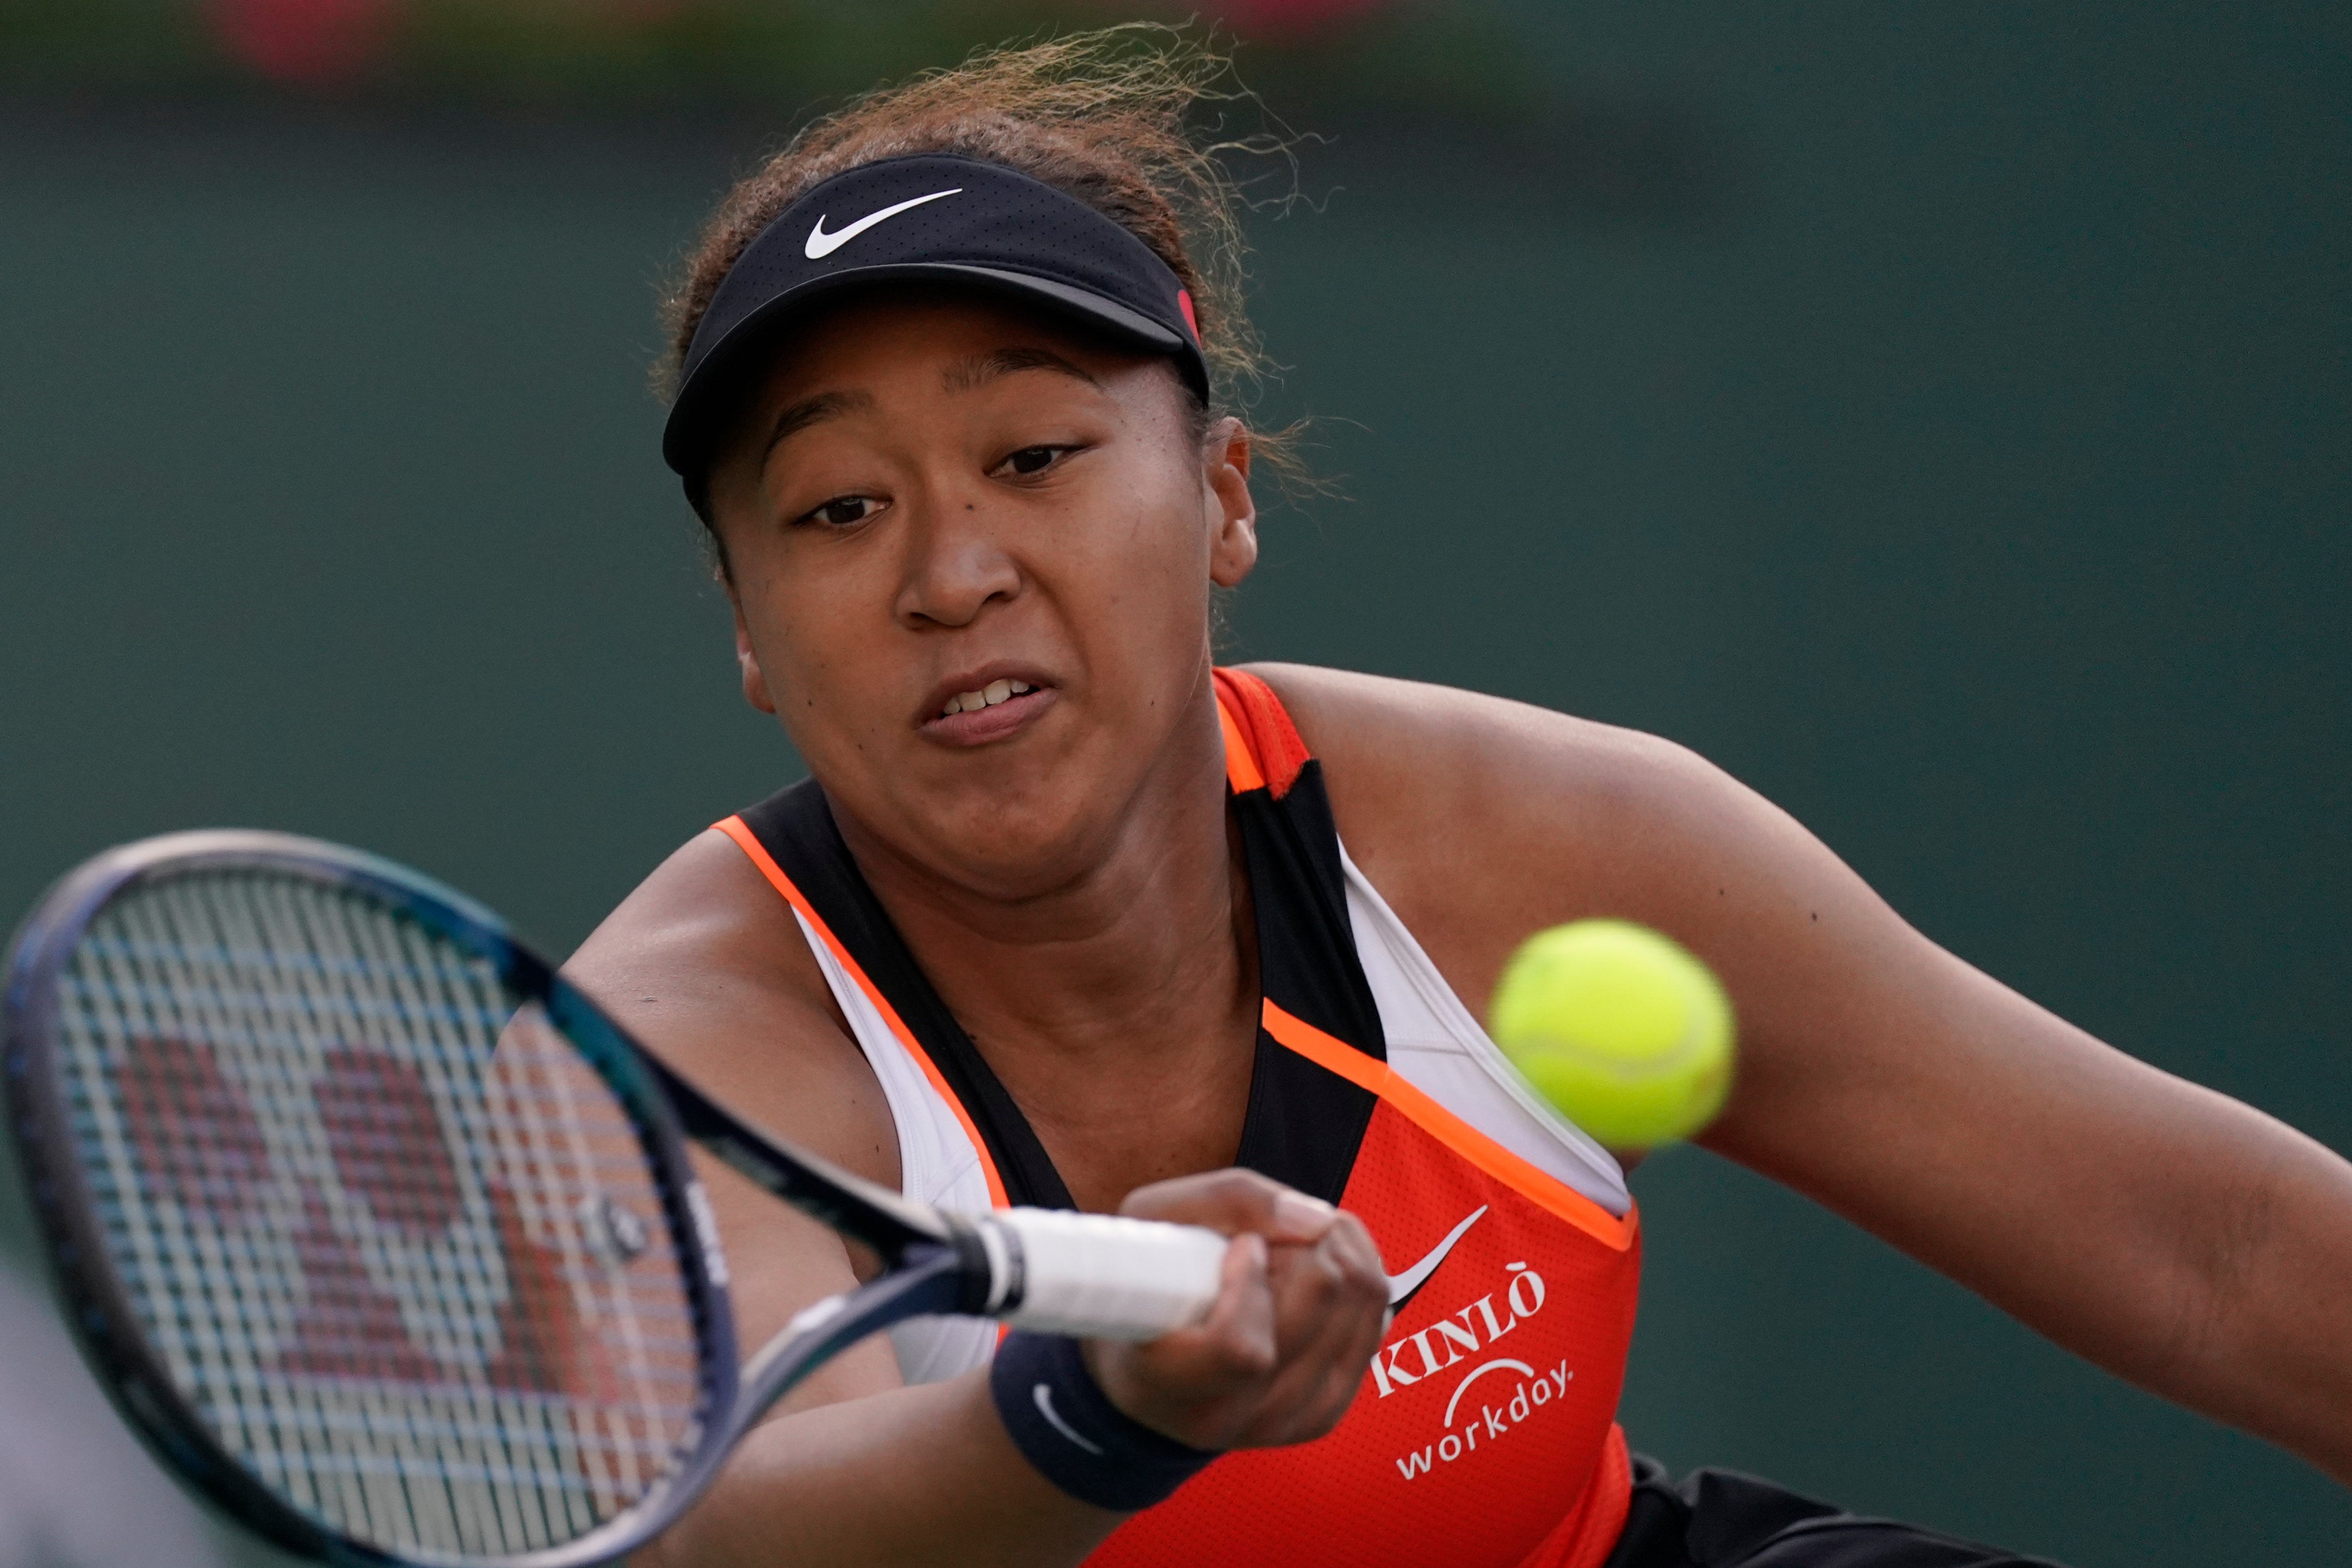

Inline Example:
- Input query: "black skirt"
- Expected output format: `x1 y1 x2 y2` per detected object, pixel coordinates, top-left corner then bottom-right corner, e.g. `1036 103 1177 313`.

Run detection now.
1602 1455 2070 1568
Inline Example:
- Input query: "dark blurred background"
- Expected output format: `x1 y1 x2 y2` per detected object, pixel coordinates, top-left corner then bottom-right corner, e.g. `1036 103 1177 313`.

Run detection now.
2 3 2347 1564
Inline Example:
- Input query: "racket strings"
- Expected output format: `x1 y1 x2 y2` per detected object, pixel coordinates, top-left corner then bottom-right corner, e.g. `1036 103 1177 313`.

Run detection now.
53 870 710 1557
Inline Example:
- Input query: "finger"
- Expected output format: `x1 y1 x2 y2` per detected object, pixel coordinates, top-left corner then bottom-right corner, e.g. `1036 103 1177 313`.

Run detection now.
1296 1318 1388 1443
1093 1233 1278 1449
1260 1214 1389 1351
1197 1232 1279 1377
1266 1265 1391 1447
1234 1300 1377 1449
1119 1167 1339 1244
1234 1227 1390 1445
1132 1232 1277 1388
1313 1209 1388 1294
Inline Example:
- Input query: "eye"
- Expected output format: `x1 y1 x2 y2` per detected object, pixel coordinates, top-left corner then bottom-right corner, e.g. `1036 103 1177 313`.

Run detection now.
995 444 1079 479
797 495 883 528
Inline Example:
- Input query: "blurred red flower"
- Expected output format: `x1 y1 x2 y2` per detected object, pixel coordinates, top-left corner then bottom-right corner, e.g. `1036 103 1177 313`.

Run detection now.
205 0 401 86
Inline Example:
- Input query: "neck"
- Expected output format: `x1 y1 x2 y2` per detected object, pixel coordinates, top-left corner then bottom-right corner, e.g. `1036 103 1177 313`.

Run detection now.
841 681 1251 1051
831 673 1259 1200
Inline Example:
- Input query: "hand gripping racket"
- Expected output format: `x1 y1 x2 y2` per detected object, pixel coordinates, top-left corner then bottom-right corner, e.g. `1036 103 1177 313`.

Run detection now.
1 831 1227 1567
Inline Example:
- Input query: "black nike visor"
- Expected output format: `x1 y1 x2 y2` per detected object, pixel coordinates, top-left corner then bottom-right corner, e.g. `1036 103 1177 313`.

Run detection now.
661 153 1212 497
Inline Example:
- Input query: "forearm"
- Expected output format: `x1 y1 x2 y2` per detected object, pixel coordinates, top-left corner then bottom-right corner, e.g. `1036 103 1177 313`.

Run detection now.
1717 931 2352 1489
640 1371 1121 1568
2152 1099 2352 1486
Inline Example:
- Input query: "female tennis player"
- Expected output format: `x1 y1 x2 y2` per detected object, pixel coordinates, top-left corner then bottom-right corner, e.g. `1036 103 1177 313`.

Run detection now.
568 30 2352 1568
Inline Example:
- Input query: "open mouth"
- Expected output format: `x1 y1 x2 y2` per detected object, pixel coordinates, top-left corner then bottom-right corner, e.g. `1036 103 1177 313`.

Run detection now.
919 676 1055 744
934 677 1035 719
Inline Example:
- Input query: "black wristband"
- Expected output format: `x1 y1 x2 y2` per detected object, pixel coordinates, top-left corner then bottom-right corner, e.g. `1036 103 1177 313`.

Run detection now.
988 1330 1218 1511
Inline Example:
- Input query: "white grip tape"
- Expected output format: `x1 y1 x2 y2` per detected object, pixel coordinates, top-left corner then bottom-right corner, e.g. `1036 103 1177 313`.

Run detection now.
989 1208 1229 1341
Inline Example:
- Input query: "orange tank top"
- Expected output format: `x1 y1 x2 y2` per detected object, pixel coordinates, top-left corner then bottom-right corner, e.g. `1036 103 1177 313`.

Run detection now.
714 670 1643 1568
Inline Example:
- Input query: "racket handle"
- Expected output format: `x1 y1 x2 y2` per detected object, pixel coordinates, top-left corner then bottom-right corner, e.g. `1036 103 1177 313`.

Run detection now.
979 1208 1229 1340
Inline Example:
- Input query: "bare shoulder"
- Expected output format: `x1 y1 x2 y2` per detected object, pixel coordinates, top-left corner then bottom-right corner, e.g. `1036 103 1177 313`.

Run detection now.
1242 661 1713 827
565 828 900 1191
1240 661 1876 1022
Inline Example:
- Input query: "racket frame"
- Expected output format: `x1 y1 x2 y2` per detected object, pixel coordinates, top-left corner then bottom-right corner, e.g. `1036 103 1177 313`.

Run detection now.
0 830 962 1568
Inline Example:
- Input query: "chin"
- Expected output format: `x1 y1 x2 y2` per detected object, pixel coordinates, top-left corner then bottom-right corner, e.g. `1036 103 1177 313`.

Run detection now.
915 784 1130 899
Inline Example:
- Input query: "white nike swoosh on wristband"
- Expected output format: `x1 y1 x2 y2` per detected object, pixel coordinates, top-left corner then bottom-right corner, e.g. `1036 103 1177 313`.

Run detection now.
1385 1205 1488 1307
803 188 963 259
1032 1384 1105 1454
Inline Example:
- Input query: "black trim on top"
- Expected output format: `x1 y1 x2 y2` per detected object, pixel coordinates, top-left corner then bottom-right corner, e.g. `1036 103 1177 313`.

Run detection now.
1224 759 1382 1205
1231 759 1386 1052
738 782 1075 1210
733 753 1385 1212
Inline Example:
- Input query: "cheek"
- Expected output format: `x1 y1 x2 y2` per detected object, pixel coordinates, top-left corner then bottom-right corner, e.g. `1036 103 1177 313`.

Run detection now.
735 551 886 737
1052 488 1218 718
1092 434 1215 590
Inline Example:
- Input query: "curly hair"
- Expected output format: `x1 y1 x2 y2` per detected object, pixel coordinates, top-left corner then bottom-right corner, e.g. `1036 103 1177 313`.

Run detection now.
657 23 1306 512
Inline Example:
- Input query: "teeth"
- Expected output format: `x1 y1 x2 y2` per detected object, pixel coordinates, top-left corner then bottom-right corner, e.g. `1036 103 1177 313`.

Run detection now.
939 680 1036 718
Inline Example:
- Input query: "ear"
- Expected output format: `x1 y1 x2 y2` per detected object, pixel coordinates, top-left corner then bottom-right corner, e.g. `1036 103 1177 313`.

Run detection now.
731 594 778 715
1203 417 1259 589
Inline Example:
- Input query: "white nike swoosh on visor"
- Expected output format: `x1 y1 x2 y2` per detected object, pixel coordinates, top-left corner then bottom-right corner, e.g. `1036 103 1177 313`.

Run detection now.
804 188 963 259
1385 1205 1488 1306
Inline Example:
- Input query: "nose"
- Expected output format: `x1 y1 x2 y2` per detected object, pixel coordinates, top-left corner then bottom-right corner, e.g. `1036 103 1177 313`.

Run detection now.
893 489 1021 630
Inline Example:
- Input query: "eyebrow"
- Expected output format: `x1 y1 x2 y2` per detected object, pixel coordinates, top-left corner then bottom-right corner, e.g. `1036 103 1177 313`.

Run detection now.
942 347 1103 394
758 348 1100 463
762 388 876 460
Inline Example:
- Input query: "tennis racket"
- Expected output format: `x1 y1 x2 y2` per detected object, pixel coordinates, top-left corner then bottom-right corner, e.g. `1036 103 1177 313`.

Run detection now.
1 830 1228 1567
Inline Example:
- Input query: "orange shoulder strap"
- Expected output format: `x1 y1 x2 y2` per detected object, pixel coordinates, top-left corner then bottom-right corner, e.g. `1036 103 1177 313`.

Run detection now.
1212 667 1313 798
1261 1001 1637 1253
708 814 1010 1210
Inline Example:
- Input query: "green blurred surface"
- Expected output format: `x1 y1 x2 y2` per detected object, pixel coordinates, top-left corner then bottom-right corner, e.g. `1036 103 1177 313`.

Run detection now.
3 5 2348 1565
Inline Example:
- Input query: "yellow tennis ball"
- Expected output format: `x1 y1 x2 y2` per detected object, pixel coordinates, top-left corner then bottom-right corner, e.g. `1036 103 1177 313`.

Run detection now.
1487 920 1736 1150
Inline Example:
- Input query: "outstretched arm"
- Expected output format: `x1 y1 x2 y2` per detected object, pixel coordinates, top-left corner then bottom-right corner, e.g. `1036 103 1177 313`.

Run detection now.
1667 756 2352 1488
1267 662 2352 1487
